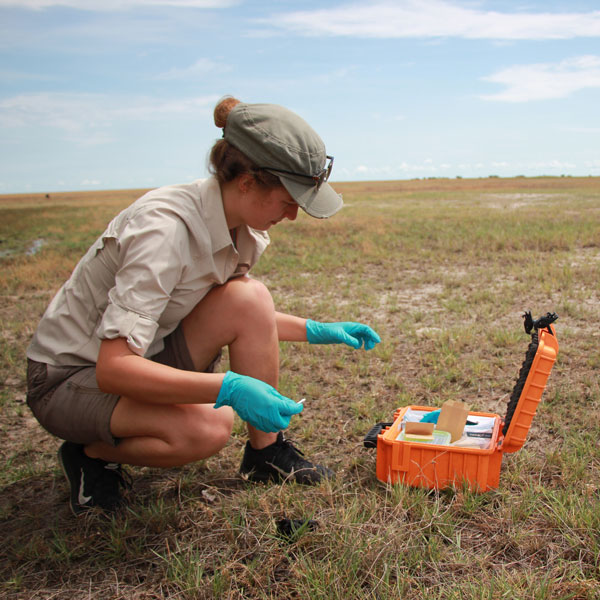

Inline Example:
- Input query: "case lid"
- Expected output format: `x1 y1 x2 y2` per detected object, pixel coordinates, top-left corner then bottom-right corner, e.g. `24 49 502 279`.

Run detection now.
502 317 559 453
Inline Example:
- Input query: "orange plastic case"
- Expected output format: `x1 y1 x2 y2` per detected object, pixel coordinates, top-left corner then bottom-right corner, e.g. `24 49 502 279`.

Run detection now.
375 323 559 492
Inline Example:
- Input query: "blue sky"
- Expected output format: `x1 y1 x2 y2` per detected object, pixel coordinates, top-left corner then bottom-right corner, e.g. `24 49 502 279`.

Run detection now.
1 0 599 194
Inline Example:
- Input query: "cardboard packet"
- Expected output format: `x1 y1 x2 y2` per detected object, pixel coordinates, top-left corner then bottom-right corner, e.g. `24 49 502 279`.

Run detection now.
436 400 470 442
404 422 435 442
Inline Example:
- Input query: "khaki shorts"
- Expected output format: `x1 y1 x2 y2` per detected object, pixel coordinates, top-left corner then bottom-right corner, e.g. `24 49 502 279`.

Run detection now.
26 325 221 446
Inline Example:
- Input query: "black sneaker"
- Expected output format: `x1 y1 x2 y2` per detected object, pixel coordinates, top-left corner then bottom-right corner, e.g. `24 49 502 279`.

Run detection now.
240 432 334 485
57 441 130 516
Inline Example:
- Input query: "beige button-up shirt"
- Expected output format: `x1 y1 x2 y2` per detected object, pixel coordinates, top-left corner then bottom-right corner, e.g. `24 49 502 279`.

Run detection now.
27 177 270 366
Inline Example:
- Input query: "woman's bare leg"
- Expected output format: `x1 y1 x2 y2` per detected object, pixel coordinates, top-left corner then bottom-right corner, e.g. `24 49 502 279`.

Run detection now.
86 277 280 465
87 401 234 467
181 277 280 450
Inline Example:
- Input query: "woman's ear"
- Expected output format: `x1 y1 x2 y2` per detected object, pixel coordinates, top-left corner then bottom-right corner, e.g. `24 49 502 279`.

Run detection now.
238 173 255 194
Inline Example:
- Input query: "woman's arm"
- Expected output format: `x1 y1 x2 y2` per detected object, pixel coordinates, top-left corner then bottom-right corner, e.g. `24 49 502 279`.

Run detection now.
96 337 302 432
96 337 225 405
275 311 308 342
276 313 382 350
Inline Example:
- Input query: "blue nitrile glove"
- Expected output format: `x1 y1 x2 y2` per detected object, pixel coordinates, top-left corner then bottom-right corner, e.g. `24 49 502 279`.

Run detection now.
420 409 441 424
306 319 381 350
214 371 303 433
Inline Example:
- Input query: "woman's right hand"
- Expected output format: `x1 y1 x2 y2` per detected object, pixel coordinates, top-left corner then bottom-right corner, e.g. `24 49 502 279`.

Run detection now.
214 371 303 433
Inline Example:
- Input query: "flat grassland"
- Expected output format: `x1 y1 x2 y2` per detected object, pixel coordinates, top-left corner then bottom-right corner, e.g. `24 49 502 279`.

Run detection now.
1 177 599 599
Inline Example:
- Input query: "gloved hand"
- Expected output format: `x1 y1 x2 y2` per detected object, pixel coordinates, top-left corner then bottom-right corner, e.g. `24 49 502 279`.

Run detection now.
420 409 441 424
306 319 381 350
214 371 303 433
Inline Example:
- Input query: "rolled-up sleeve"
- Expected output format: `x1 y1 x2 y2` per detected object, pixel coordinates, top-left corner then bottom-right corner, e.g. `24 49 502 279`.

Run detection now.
96 205 186 356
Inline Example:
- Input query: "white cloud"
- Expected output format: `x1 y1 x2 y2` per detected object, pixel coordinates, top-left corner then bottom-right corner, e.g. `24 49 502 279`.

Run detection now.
263 1 600 40
314 66 357 84
481 55 600 102
114 95 221 118
527 159 577 170
348 159 593 179
0 92 219 143
349 160 446 178
563 127 600 134
0 92 106 132
155 58 231 80
0 69 58 82
0 0 238 9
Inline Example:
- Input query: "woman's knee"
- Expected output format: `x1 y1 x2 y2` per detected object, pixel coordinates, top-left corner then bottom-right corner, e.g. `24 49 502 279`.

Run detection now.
222 277 275 317
176 404 235 463
187 277 275 334
196 277 276 342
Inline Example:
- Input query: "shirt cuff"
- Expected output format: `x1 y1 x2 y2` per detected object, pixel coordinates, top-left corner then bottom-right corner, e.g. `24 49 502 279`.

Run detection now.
96 302 159 357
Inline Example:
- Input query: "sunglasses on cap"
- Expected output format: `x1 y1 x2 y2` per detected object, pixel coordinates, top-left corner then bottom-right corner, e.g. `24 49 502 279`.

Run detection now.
261 155 334 191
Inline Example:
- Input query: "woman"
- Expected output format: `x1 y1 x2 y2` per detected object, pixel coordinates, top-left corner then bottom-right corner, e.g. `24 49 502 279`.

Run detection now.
26 97 381 516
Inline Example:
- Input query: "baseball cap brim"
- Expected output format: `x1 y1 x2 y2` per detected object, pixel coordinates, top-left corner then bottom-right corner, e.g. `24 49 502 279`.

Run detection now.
278 175 343 219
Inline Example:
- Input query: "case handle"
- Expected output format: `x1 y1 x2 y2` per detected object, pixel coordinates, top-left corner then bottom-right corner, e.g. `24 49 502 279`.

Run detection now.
363 422 393 448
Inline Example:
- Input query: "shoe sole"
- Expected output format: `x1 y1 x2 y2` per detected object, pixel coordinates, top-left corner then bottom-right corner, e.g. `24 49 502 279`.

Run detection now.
240 466 332 485
239 470 275 483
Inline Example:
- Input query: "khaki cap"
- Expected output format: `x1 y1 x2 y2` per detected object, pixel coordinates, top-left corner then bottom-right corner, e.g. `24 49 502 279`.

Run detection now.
224 102 343 218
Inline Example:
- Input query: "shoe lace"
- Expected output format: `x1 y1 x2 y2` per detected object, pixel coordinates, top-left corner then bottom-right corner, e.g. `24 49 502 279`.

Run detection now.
280 436 303 454
278 438 314 469
105 464 133 490
91 464 131 508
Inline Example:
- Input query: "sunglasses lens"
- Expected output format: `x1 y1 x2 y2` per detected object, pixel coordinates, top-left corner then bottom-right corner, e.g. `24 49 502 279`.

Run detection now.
315 156 334 190
316 172 325 190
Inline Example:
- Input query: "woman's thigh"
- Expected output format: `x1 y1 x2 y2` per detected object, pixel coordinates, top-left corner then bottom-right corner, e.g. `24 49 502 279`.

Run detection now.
108 397 235 464
182 277 278 378
28 363 120 446
26 324 221 447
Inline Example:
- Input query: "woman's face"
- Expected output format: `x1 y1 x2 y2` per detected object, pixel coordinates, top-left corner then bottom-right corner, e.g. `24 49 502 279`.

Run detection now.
243 184 299 231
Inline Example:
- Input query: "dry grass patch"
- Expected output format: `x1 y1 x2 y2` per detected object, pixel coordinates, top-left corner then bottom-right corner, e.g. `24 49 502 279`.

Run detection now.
1 177 599 599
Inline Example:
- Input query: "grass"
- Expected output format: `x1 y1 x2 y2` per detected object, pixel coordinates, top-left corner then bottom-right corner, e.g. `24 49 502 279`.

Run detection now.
1 176 599 599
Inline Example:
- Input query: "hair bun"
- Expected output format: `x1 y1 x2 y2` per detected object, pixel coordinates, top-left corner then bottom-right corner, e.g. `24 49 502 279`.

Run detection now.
214 96 241 129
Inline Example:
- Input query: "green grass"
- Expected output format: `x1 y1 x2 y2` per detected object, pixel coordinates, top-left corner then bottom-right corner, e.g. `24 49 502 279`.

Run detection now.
1 177 599 599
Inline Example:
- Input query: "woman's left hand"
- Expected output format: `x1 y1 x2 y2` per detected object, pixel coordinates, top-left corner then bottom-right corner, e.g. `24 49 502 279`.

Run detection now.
306 319 381 350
